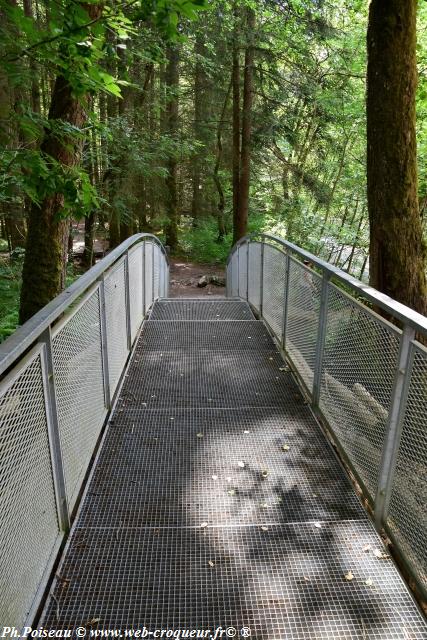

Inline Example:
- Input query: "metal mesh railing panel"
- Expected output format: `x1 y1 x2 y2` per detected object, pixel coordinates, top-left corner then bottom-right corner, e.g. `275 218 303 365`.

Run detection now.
286 258 322 392
386 345 427 590
105 258 129 395
144 242 153 311
0 350 59 629
52 289 106 509
319 284 400 500
128 245 143 343
262 244 286 338
238 245 248 299
248 242 262 311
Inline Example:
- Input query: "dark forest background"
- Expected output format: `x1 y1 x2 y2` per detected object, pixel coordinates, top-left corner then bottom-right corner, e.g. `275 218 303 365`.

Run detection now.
0 0 426 338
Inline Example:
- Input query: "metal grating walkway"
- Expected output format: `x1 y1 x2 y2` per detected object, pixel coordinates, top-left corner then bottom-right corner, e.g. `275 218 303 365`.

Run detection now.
41 300 427 639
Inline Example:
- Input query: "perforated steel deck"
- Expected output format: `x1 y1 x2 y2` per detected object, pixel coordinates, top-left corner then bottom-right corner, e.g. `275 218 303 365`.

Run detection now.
41 300 427 638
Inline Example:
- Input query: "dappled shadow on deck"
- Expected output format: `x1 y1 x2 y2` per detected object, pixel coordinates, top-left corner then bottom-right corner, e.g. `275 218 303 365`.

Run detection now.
41 300 427 640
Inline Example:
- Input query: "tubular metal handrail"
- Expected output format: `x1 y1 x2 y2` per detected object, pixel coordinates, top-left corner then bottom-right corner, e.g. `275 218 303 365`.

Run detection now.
227 233 427 600
0 233 169 631
227 232 427 336
0 233 169 377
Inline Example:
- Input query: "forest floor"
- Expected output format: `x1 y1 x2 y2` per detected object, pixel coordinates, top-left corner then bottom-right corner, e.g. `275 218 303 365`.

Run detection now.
169 260 225 298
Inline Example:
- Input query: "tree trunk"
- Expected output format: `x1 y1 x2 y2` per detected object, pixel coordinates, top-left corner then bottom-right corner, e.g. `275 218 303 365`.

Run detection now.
234 7 255 244
19 3 103 323
164 44 179 250
232 3 241 243
191 32 206 224
367 0 427 314
213 81 232 242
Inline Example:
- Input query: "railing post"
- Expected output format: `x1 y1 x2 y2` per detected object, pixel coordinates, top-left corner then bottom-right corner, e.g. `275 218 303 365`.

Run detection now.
160 250 164 298
166 261 170 297
259 242 265 317
98 275 111 410
246 241 250 301
281 253 291 350
312 271 330 406
124 251 132 350
237 245 240 298
226 259 230 297
142 242 146 313
374 325 415 530
39 327 70 532
152 242 155 302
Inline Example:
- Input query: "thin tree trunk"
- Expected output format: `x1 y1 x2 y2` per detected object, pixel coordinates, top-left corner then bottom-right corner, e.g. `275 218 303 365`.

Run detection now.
232 3 241 243
234 7 255 243
164 44 179 250
191 32 206 225
367 0 427 314
234 8 255 241
347 213 365 274
213 80 232 242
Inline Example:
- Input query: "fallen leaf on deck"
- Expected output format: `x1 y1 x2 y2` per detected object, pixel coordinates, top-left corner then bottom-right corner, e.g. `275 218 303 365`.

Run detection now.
261 526 269 531
344 571 354 581
282 444 290 452
228 489 236 496
208 560 215 567
365 578 373 587
196 432 204 438
373 549 389 559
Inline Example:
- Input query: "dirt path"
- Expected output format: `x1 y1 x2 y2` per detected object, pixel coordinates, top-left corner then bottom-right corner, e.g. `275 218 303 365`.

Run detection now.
169 260 226 298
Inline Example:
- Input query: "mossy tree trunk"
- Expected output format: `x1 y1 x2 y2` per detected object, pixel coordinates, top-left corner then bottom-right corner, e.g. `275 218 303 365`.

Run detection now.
367 0 427 314
19 3 103 323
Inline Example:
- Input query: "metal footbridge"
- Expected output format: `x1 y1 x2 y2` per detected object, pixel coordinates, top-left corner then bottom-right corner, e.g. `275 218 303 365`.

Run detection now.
1 234 427 639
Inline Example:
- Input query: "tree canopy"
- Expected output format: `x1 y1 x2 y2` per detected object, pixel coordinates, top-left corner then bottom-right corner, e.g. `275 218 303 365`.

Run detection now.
0 0 426 332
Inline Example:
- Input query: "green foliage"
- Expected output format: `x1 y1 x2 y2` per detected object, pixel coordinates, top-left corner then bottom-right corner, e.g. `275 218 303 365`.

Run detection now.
0 0 208 219
178 218 232 264
0 258 21 342
0 255 82 342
